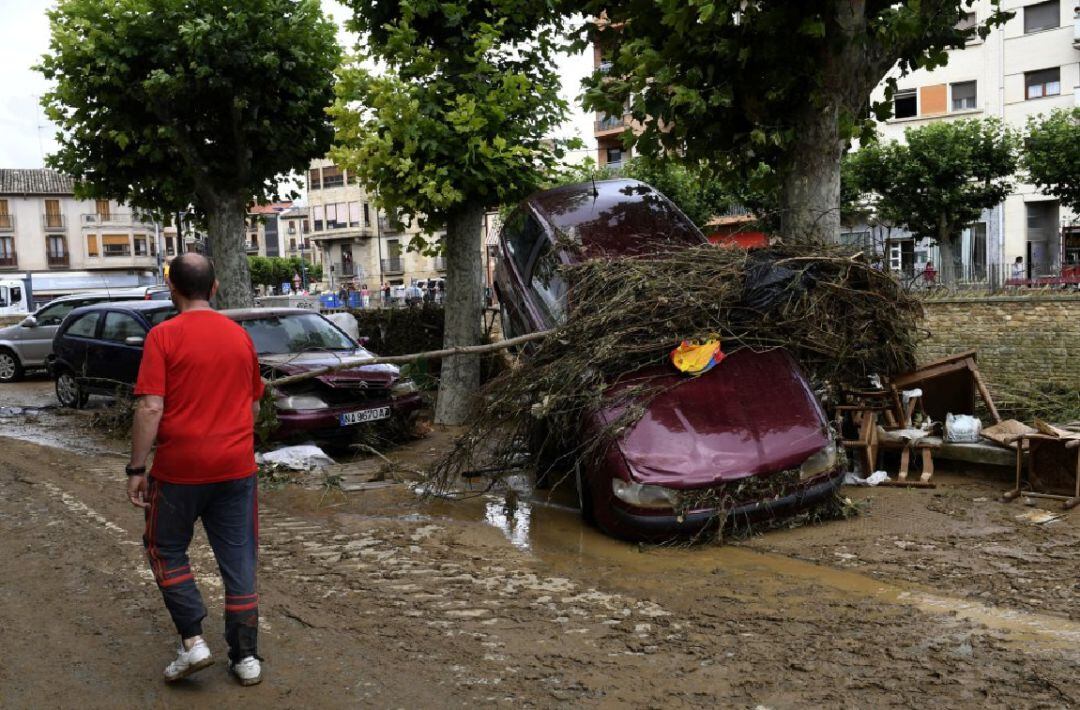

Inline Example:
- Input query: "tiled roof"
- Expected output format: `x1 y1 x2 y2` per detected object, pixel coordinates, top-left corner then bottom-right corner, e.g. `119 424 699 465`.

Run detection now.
0 169 76 195
248 201 293 215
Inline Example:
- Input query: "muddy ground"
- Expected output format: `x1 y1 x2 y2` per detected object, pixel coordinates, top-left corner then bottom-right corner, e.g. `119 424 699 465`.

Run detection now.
1 378 1079 708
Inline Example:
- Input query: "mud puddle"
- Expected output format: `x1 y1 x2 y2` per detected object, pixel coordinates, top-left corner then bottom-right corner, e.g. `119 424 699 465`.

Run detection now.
386 483 1080 651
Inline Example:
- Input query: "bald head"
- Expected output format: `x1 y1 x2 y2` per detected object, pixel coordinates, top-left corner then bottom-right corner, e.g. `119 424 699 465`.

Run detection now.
169 253 216 301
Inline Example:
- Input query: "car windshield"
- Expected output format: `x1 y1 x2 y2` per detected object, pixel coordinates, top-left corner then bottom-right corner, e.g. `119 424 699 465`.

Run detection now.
240 313 357 355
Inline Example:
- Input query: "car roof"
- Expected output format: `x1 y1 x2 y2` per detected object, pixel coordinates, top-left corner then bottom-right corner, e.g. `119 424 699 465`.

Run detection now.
522 178 706 258
221 308 317 320
65 300 176 318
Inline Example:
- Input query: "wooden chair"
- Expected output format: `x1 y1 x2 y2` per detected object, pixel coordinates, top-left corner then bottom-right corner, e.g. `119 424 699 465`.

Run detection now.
1003 434 1080 510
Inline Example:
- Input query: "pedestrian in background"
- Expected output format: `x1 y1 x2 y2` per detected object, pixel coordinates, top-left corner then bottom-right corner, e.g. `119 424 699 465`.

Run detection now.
126 253 265 686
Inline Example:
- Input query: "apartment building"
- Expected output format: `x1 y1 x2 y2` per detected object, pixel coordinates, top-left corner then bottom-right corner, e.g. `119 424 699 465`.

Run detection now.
305 158 445 289
0 169 158 299
245 201 295 259
858 0 1080 280
592 42 636 170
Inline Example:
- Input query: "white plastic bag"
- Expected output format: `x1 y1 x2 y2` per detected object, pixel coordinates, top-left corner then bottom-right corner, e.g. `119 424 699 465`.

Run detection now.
257 445 336 471
945 413 982 443
844 470 890 486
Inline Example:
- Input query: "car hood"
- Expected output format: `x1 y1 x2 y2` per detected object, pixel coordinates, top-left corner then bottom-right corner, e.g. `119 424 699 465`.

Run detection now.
260 351 399 387
599 348 829 489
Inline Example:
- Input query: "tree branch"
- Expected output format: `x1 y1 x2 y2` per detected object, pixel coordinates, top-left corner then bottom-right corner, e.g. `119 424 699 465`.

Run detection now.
266 329 554 388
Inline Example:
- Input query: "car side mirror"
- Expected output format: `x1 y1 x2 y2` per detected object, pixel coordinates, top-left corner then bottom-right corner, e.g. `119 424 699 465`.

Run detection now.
124 336 145 347
20 316 37 328
357 336 370 347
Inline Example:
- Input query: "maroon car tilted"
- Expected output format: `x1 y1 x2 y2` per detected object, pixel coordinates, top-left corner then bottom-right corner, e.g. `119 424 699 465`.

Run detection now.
494 179 843 540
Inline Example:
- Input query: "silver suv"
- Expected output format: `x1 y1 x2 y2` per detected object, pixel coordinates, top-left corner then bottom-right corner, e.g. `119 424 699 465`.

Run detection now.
0 290 149 382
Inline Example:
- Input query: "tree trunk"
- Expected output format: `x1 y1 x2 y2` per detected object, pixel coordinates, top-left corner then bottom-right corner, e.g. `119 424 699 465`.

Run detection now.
937 229 958 287
434 202 485 426
206 197 254 309
779 101 843 244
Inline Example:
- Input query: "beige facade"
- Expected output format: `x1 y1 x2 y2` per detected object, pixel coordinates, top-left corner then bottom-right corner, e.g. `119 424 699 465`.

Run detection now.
869 0 1080 275
0 169 158 298
305 158 446 289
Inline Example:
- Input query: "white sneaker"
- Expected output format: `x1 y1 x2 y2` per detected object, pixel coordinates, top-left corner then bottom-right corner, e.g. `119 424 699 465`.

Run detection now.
228 656 262 686
163 638 213 682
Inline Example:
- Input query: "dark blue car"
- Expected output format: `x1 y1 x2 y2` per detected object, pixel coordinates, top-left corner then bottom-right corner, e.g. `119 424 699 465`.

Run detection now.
49 301 177 408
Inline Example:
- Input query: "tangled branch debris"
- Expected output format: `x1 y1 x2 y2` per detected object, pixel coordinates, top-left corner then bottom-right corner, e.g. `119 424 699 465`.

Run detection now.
428 243 923 494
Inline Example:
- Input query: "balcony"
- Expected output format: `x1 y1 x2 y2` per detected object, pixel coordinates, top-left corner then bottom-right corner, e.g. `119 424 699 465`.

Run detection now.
433 256 447 271
47 252 70 269
381 257 404 274
335 262 357 277
0 214 14 232
81 212 152 229
43 214 67 232
594 113 629 134
0 254 16 269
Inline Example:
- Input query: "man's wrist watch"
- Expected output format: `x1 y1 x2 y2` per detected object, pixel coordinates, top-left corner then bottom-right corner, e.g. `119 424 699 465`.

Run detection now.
125 464 147 477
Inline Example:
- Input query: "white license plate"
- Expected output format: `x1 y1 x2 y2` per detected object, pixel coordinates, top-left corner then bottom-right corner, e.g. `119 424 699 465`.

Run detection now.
339 407 391 426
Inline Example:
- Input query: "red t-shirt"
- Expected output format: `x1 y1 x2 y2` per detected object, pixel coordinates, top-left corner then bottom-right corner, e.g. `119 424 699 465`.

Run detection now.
135 310 265 484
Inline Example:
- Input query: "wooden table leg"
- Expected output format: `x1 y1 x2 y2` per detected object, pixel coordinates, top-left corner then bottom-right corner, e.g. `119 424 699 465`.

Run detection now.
1003 436 1025 502
898 446 911 481
919 447 933 483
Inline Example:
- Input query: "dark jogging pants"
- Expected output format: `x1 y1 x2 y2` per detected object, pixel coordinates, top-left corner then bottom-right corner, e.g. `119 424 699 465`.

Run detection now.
143 474 259 662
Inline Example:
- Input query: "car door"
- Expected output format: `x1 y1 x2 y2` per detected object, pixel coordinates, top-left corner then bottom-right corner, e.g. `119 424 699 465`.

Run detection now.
89 310 148 392
58 310 103 382
10 300 78 366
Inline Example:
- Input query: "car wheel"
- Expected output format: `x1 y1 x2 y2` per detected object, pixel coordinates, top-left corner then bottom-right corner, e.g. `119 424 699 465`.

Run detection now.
0 348 24 383
55 370 88 409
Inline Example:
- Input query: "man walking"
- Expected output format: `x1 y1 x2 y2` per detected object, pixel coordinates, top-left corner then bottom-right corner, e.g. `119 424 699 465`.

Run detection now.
126 253 264 685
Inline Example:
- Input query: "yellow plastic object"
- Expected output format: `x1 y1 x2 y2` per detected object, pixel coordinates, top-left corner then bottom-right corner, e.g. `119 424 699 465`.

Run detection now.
670 338 725 376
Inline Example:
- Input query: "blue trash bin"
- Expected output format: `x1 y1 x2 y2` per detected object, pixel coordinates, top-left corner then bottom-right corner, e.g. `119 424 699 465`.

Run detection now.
348 292 362 308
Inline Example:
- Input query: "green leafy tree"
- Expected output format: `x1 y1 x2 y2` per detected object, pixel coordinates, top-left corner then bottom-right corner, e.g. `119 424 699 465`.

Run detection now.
331 0 570 425
1024 108 1080 216
248 256 273 287
577 0 1010 244
37 0 340 308
846 119 1019 285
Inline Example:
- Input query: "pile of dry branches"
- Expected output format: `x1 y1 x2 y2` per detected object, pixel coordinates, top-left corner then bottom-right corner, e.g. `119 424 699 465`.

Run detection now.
429 243 923 492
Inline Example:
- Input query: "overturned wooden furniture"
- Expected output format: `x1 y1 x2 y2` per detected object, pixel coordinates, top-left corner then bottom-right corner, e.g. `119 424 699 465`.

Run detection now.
836 405 881 476
875 428 939 488
1002 432 1080 510
889 351 1001 428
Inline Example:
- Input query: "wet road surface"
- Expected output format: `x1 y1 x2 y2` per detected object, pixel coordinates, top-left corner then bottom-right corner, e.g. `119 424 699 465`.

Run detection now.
1 378 1078 707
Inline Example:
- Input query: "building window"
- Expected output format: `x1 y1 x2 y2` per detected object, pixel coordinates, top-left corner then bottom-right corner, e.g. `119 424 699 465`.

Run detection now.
303 238 311 251
95 199 111 220
363 203 370 226
605 147 624 165
313 205 325 231
322 165 344 189
893 89 917 118
951 81 977 111
968 222 987 273
87 235 99 257
47 235 66 258
287 221 296 234
307 168 321 190
1024 0 1059 33
0 236 15 264
955 11 977 34
134 235 148 256
44 199 63 228
302 219 310 234
165 236 175 256
0 199 10 229
289 238 297 252
349 201 362 227
1026 68 1061 99
325 203 337 229
102 234 130 257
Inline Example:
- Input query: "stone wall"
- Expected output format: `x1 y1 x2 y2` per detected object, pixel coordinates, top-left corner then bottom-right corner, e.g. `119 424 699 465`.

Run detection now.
918 293 1080 407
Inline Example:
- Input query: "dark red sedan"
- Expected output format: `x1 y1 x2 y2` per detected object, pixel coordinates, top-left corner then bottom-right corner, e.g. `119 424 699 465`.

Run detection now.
494 179 843 540
224 308 423 440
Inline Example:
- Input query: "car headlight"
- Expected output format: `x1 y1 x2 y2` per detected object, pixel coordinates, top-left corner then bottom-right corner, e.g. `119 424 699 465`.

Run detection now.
390 378 418 396
274 394 329 411
612 479 680 509
799 442 838 480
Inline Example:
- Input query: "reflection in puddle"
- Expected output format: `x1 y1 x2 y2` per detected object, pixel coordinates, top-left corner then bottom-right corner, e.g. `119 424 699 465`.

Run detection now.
484 498 532 550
